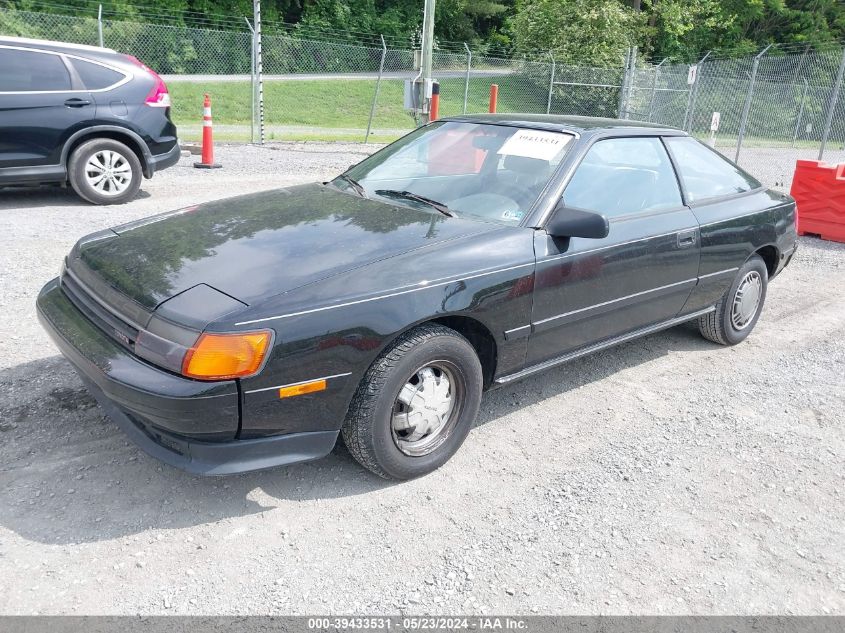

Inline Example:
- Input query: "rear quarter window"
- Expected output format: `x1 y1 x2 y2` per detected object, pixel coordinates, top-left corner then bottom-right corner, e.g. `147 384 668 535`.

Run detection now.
0 48 71 91
70 58 126 90
665 136 761 202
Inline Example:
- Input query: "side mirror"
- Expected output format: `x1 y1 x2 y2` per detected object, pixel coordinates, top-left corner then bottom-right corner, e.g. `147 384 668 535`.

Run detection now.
546 202 609 240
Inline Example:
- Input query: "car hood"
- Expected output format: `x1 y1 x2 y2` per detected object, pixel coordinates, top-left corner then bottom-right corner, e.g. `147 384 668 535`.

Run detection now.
75 183 497 312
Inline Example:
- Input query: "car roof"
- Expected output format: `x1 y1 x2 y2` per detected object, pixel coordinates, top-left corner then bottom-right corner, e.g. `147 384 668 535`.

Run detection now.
443 113 685 135
0 35 116 55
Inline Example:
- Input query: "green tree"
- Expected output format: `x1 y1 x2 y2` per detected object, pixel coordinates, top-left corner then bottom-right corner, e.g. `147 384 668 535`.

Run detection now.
631 0 845 61
6 0 845 62
434 0 509 44
642 0 736 60
508 0 641 66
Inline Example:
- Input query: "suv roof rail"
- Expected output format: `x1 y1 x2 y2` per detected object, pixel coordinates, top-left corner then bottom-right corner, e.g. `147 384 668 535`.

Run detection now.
0 35 116 54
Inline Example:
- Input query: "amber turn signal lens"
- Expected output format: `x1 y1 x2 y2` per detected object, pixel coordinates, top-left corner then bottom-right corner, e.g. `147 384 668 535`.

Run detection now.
279 379 327 399
182 330 272 380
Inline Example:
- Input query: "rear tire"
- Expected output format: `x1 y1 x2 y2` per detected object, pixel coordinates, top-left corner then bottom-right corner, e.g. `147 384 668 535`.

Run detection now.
68 138 142 205
699 255 768 345
342 324 483 480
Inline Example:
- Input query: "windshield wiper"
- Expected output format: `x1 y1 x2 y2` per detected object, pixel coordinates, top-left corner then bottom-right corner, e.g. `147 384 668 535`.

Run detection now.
338 174 367 198
374 189 455 217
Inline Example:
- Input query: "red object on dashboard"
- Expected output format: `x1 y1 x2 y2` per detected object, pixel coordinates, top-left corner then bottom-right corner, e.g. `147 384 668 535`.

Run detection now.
427 129 487 176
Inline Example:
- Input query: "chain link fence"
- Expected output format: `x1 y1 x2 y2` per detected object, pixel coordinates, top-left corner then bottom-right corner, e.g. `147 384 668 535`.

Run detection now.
624 45 845 191
4 6 845 190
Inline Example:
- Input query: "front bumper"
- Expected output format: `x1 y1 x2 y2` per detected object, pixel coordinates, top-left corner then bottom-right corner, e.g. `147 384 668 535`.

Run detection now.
37 278 338 475
77 376 338 475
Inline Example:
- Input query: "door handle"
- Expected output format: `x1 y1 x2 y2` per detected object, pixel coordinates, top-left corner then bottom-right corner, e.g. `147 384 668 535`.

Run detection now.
64 98 91 107
677 230 697 248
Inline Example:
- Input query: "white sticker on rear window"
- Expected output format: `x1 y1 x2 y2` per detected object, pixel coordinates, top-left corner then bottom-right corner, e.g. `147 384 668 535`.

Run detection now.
498 129 572 161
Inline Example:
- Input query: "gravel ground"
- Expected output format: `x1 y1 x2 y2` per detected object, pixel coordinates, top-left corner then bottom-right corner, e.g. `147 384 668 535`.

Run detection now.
0 143 843 616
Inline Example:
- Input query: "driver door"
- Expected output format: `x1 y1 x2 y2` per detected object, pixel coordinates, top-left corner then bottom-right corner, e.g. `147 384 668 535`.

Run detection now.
525 136 701 366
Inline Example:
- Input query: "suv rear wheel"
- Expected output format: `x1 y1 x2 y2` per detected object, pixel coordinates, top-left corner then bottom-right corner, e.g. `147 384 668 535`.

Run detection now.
68 138 142 205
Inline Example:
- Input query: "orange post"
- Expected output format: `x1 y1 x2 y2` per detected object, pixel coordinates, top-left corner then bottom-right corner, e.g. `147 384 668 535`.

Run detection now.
430 81 440 121
489 83 498 113
194 93 221 169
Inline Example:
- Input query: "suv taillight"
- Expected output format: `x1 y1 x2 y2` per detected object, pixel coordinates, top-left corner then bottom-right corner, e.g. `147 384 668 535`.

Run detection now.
125 54 171 107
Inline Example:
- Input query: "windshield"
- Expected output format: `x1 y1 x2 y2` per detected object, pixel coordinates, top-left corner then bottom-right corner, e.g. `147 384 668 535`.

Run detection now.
336 122 575 226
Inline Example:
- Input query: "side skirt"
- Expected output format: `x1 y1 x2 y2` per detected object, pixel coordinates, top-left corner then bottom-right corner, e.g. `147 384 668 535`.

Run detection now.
0 164 66 185
494 306 716 386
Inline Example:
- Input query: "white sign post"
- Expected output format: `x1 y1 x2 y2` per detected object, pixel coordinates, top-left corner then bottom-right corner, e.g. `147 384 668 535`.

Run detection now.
687 65 698 85
710 111 721 131
708 111 720 147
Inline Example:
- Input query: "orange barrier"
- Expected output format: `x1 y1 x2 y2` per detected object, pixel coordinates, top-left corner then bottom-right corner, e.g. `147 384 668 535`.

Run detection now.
790 159 845 243
194 93 221 169
430 81 440 121
489 84 498 113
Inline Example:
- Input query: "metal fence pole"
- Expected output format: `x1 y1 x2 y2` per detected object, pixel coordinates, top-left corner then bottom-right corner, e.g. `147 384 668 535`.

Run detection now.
819 46 845 160
97 4 103 47
244 18 256 144
735 44 772 163
647 58 667 122
625 46 638 118
617 47 631 118
790 45 811 87
463 43 471 114
365 35 387 143
629 46 639 118
253 0 264 144
792 77 809 148
682 50 710 131
623 46 638 119
546 51 556 114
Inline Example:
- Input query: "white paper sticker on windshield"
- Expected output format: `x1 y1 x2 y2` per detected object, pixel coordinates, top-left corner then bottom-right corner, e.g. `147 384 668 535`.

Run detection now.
498 129 572 161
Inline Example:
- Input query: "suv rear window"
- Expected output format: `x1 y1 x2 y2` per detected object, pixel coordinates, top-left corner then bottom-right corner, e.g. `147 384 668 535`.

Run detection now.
0 48 72 91
71 58 125 90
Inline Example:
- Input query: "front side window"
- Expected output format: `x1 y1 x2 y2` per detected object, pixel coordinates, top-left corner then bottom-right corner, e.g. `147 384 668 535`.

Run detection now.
664 136 761 202
563 136 683 218
341 122 575 225
0 48 72 92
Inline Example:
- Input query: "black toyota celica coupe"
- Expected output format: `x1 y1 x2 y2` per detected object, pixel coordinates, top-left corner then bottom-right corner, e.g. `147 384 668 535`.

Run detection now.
37 114 798 480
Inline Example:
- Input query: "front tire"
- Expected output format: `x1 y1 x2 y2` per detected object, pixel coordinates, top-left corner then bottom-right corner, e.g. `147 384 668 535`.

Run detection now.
68 138 142 205
699 254 768 345
342 324 483 480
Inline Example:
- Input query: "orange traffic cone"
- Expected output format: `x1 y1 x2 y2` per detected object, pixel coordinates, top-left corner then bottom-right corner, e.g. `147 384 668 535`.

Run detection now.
194 93 221 169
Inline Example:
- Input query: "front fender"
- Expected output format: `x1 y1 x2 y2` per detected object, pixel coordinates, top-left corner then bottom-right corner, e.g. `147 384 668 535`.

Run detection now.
230 228 537 438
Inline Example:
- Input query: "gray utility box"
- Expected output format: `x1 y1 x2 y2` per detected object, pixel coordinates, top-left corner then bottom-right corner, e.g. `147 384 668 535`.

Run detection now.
404 79 433 113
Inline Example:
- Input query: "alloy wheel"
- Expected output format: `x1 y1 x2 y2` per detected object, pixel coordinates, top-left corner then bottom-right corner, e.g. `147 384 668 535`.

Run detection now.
84 150 133 196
